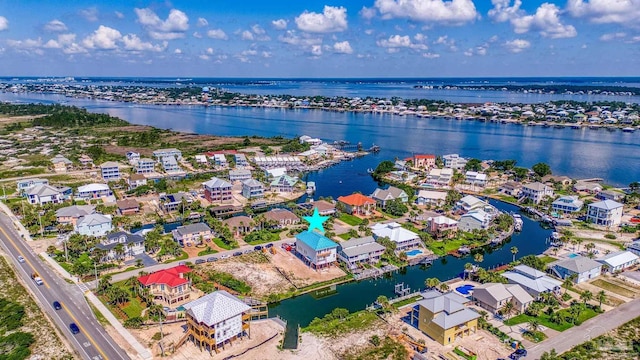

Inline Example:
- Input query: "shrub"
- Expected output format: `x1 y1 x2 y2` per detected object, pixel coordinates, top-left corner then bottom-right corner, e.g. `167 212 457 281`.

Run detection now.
604 234 616 240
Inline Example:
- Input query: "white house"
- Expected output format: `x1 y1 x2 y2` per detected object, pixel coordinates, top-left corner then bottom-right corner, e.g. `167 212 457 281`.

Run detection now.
425 168 453 188
371 222 422 251
172 223 213 247
76 183 112 200
502 265 562 298
76 213 113 237
465 171 487 187
472 283 534 314
443 154 467 169
458 210 492 232
153 148 182 162
455 195 487 213
295 231 338 269
27 184 65 205
550 256 602 284
229 169 252 182
415 190 447 206
552 196 584 214
596 251 639 273
100 161 121 182
136 158 155 174
627 240 640 257
16 178 49 194
521 182 554 204
337 236 386 270
95 231 145 261
586 200 623 227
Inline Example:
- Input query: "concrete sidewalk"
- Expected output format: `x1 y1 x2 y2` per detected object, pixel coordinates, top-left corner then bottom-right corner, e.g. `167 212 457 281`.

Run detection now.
0 201 34 241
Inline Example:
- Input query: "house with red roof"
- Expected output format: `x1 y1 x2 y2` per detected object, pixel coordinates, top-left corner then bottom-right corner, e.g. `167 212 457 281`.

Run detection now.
138 265 195 308
410 154 436 169
337 193 376 216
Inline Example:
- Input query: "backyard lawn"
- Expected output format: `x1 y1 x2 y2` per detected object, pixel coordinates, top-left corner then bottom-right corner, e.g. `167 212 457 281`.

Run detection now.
504 307 599 332
539 255 558 265
338 213 363 226
121 297 144 318
591 279 636 298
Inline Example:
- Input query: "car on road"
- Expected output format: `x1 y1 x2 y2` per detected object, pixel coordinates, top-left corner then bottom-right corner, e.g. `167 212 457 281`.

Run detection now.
53 301 62 310
220 254 230 259
254 245 262 251
509 349 527 360
232 251 242 257
195 259 205 264
178 261 186 266
265 243 274 248
69 323 80 334
206 257 218 262
243 249 254 254
17 255 25 263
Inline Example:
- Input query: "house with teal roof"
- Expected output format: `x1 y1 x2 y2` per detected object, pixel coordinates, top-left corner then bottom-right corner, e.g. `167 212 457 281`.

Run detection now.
295 231 338 269
270 175 298 193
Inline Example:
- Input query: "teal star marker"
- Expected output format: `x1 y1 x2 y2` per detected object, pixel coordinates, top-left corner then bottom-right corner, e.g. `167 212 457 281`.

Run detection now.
303 208 329 234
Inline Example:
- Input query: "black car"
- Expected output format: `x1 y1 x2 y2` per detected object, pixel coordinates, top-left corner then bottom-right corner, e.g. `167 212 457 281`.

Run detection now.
233 251 242 257
195 259 205 264
509 349 527 360
265 243 274 248
69 323 80 334
52 301 62 310
254 245 263 251
206 257 218 262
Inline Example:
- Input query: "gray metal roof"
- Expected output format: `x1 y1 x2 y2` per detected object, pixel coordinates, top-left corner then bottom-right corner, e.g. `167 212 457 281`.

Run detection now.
551 256 602 273
55 205 95 218
340 236 385 257
175 222 212 236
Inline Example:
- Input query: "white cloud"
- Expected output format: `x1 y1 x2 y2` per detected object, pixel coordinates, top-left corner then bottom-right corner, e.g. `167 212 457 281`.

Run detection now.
310 44 323 56
0 16 8 31
365 29 375 35
511 3 576 38
115 11 124 19
43 33 76 48
122 34 167 52
262 51 272 58
206 47 214 55
360 6 377 20
488 0 522 22
63 42 87 54
271 19 288 30
79 7 98 22
199 54 210 60
295 6 348 33
414 33 427 42
134 8 189 40
252 24 266 35
567 0 640 26
207 29 228 40
174 48 182 54
377 34 428 51
278 30 322 47
193 31 202 38
463 45 488 56
599 32 626 41
374 0 477 25
82 25 121 50
44 19 67 32
7 38 42 49
504 39 530 53
197 18 208 27
333 40 353 54
422 52 440 58
241 30 254 41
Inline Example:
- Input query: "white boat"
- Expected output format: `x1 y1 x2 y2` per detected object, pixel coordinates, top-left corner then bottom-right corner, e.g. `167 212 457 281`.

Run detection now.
622 127 636 133
306 181 316 194
513 214 523 231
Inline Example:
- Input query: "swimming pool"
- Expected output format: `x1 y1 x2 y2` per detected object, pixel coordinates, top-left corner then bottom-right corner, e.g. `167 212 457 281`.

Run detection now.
567 253 579 258
406 249 423 256
456 284 475 295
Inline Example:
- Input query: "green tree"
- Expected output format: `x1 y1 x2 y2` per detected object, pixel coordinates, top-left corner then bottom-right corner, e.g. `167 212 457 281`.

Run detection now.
376 295 390 312
439 282 450 292
385 198 408 216
580 290 593 305
597 290 607 309
513 167 529 181
372 160 395 177
532 162 552 177
474 253 484 264
425 277 440 289
528 319 540 333
464 263 474 280
502 301 515 320
510 246 519 262
464 158 482 172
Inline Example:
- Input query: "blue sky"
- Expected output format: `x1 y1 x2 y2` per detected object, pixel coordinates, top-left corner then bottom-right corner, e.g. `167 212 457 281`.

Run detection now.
0 0 639 77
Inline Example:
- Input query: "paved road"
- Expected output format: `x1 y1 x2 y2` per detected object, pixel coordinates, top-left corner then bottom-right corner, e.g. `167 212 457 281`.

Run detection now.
0 215 130 360
526 297 640 359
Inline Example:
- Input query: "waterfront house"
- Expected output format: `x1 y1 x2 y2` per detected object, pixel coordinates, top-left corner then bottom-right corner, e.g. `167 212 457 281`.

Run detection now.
183 290 251 353
116 199 140 215
521 182 554 204
337 236 385 270
542 175 572 187
234 154 249 167
425 168 453 188
596 251 639 273
442 154 467 169
136 158 155 174
172 223 213 247
371 186 409 209
298 149 319 160
241 179 264 199
411 154 436 169
501 265 562 298
596 190 625 202
415 190 447 206
96 231 145 261
75 213 113 237
465 171 487 187
455 195 487 213
499 182 522 197
270 175 298 193
138 265 193 308
223 216 255 236
203 177 233 203
627 240 640 257
265 167 287 178
550 256 602 284
153 148 182 162
229 169 252 182
552 196 584 214
264 208 299 228
76 183 112 200
414 290 479 345
458 210 491 232
337 193 376 216
161 156 182 173
371 222 422 251
160 192 194 212
427 216 458 238
298 199 336 216
295 231 338 269
586 200 623 227
100 161 121 182
78 154 94 168
126 151 140 165
127 174 148 190
56 205 95 226
27 184 65 205
573 181 602 194
472 283 533 315
16 178 49 194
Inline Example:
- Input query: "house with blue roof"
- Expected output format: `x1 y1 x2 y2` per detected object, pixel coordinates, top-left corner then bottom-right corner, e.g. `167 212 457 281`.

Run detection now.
295 231 338 269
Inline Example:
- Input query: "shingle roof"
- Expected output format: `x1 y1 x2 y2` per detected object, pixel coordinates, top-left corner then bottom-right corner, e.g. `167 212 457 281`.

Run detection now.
340 236 386 257
183 290 251 326
417 292 480 330
296 231 338 251
371 186 407 201
100 161 120 168
76 213 111 227
175 223 212 236
523 182 548 191
242 178 263 187
55 205 95 218
27 184 62 197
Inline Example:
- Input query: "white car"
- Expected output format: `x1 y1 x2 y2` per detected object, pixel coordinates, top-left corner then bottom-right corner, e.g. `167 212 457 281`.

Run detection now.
17 255 25 263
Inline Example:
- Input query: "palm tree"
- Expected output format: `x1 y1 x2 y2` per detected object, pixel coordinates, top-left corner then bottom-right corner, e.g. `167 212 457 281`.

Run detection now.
376 295 390 312
597 290 607 309
96 275 113 295
575 238 584 252
439 282 450 292
580 290 593 305
562 278 573 295
510 246 519 262
464 263 474 280
474 253 484 265
549 311 564 325
502 301 515 320
528 319 540 333
425 277 440 289
125 276 139 296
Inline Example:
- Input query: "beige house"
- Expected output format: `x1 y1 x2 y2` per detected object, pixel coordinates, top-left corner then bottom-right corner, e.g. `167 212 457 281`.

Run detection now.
172 223 213 246
472 283 533 314
138 265 195 308
413 290 480 345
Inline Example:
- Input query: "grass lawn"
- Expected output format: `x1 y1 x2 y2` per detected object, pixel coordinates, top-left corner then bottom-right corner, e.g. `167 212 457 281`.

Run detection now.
338 213 363 226
163 250 189 264
338 233 352 240
197 247 218 256
539 255 558 265
426 236 479 257
303 310 381 337
121 297 144 318
213 238 235 250
591 279 636 298
504 307 599 331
